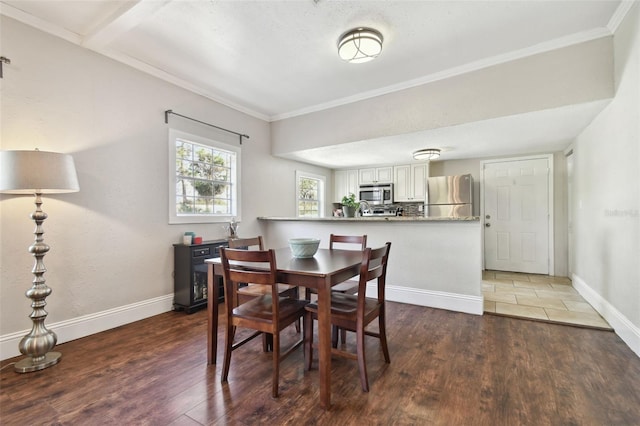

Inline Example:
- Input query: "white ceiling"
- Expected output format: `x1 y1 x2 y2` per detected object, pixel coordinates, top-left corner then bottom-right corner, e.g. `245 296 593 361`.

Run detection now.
0 0 628 167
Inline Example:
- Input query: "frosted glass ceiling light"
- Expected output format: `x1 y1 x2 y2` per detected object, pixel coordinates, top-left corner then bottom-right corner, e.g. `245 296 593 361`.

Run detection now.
338 27 383 64
413 148 441 161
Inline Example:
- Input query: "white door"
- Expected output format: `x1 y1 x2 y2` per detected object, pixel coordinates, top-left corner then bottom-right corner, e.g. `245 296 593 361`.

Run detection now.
484 158 550 274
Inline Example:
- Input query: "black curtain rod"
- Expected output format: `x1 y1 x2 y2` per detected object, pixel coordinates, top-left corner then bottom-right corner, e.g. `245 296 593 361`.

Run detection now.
164 110 250 145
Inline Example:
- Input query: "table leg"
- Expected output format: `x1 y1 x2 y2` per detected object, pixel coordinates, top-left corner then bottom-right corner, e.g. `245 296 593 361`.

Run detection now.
317 277 332 410
207 263 218 365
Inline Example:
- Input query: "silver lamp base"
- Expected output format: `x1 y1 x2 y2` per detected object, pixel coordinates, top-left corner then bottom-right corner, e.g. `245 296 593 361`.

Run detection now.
14 351 62 373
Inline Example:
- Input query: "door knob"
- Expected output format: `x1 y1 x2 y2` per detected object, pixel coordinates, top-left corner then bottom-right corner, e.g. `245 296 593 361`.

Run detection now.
485 223 491 227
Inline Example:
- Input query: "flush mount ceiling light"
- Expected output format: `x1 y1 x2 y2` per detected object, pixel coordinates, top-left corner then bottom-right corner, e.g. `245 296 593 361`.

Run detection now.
413 148 441 161
338 27 383 64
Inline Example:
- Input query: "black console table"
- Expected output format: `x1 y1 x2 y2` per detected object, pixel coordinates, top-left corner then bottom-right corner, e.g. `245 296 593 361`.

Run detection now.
173 239 228 313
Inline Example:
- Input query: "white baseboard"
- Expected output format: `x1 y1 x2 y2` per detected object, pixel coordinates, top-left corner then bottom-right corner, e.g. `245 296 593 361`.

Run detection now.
367 283 484 315
572 274 640 358
1 286 484 361
1 294 174 361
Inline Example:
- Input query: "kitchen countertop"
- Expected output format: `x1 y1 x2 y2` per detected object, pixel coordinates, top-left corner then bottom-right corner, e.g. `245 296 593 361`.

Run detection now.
257 216 480 222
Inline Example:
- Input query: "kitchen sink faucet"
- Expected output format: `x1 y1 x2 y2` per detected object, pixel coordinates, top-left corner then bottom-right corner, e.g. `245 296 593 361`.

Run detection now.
359 200 372 216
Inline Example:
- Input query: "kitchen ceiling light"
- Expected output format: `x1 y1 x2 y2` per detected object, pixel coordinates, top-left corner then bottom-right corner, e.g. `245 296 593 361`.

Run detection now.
338 27 383 64
413 148 441 161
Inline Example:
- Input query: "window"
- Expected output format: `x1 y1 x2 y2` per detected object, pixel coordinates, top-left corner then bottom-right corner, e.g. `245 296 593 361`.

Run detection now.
169 129 241 224
296 170 325 218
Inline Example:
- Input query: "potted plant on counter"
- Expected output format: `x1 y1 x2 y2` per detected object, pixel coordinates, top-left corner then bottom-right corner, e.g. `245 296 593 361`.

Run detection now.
341 193 359 218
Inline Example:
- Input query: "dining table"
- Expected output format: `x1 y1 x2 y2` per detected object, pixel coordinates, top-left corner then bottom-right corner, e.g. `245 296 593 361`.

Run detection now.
205 247 364 410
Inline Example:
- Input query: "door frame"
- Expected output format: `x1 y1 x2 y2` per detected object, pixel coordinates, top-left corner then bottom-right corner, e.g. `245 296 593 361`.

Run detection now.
564 146 574 277
480 154 555 275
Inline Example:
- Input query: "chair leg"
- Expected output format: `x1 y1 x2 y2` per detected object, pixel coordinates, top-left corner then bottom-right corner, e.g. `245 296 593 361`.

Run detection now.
294 288 301 333
272 330 280 398
263 333 273 352
332 325 339 348
340 328 348 345
222 322 235 383
356 325 369 392
379 309 390 363
304 312 313 371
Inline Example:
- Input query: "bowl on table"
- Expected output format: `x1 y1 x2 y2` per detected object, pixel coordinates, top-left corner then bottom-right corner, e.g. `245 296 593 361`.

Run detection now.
289 238 321 258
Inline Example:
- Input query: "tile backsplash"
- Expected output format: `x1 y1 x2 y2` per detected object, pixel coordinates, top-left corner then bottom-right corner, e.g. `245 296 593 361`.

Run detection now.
397 202 424 217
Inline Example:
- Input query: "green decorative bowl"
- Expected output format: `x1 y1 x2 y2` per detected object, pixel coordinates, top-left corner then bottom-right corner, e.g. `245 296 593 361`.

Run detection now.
289 238 321 258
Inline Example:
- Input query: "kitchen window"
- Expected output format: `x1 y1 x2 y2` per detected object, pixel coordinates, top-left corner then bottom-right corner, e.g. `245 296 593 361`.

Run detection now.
296 170 325 218
169 129 241 224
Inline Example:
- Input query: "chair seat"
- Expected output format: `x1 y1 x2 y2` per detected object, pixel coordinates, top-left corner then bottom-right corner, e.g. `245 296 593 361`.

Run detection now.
305 292 381 319
234 295 309 325
306 279 358 296
238 283 297 297
330 280 359 294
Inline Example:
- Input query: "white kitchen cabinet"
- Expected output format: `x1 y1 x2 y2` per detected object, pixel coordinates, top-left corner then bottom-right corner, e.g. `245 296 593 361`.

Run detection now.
334 169 359 203
394 163 428 202
358 166 393 185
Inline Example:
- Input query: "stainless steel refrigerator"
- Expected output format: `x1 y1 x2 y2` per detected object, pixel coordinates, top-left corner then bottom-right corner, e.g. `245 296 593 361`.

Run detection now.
425 174 473 217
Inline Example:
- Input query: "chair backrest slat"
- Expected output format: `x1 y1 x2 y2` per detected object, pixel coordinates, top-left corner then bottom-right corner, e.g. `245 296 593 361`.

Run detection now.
329 234 367 250
229 236 264 251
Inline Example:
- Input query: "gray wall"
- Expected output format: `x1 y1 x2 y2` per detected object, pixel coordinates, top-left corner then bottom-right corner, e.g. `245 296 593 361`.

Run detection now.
0 17 330 341
571 4 639 341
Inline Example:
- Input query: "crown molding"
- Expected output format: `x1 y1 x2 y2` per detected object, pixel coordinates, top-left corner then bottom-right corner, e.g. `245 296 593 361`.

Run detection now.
270 27 612 122
0 2 82 45
1 2 618 124
607 1 636 34
0 3 270 121
95 47 271 121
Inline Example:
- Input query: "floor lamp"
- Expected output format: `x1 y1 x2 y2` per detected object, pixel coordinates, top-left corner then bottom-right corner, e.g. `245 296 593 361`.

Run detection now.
0 149 79 373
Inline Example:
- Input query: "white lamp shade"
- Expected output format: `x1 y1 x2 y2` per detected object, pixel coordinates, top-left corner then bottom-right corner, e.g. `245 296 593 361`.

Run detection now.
0 150 80 194
338 28 383 64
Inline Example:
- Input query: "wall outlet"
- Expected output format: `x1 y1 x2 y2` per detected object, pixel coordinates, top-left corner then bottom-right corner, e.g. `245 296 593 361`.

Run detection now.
418 205 423 212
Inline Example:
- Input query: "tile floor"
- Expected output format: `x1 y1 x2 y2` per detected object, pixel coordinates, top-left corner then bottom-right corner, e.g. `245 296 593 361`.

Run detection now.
482 270 612 330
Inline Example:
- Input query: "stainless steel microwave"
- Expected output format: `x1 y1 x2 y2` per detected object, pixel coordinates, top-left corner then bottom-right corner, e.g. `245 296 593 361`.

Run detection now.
358 184 393 205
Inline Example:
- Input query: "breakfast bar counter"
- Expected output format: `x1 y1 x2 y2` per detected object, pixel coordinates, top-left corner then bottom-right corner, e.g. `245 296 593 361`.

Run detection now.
258 216 480 222
257 216 483 315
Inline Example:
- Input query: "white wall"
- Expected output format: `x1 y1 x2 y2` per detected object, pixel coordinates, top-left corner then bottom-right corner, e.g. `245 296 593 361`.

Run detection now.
260 219 483 315
570 3 640 356
0 17 330 358
429 153 569 277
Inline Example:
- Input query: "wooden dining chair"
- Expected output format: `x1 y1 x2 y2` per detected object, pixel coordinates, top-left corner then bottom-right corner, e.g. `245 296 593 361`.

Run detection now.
304 234 367 346
220 247 308 398
229 236 300 346
304 242 392 392
304 234 367 299
328 234 367 294
230 236 299 304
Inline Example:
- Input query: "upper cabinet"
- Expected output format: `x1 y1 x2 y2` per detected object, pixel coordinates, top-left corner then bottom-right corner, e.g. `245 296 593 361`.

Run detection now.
359 166 393 185
334 169 359 203
335 164 427 203
394 163 428 202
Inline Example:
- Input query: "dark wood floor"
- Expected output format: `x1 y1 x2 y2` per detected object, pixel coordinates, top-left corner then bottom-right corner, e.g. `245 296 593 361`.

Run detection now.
2 302 640 425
